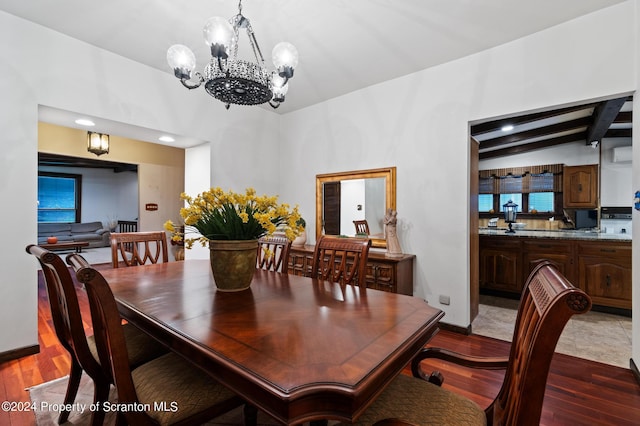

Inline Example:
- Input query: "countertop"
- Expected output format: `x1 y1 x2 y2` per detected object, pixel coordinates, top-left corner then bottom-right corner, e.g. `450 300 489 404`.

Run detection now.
479 228 632 242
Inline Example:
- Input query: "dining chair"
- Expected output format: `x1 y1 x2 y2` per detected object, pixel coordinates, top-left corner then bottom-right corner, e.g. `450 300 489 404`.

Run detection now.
110 231 169 268
353 219 370 235
310 235 371 287
256 235 291 273
67 253 257 426
26 244 168 426
337 261 592 426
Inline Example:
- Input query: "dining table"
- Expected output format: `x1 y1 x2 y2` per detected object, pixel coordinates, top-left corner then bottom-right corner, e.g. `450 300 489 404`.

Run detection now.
99 259 444 425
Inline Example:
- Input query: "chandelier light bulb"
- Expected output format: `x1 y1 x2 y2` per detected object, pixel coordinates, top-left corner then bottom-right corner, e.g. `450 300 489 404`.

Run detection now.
272 81 288 97
166 44 196 79
272 42 298 76
203 16 234 57
271 73 287 88
166 1 298 109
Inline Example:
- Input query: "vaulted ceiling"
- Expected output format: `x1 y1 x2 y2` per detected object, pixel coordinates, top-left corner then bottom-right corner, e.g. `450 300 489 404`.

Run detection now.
0 0 627 147
473 96 633 159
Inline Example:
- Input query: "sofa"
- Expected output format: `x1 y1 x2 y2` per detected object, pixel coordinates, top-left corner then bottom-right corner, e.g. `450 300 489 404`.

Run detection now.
38 221 111 248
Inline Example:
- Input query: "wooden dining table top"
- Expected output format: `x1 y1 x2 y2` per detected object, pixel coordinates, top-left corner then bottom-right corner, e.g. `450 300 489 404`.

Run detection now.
100 259 444 425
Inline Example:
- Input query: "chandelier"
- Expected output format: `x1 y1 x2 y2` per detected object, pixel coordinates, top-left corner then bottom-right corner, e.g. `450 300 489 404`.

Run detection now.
166 0 298 110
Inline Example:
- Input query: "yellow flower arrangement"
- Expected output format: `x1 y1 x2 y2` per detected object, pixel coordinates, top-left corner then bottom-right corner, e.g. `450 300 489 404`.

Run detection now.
164 187 303 249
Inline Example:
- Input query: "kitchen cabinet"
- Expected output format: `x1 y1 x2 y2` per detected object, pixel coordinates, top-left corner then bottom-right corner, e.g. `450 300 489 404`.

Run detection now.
577 241 632 310
522 239 575 285
480 233 631 312
288 245 415 295
563 164 598 208
479 236 522 293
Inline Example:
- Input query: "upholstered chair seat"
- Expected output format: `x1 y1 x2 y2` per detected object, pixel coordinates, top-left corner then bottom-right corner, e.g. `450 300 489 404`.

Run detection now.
337 374 486 426
86 323 167 368
130 352 241 425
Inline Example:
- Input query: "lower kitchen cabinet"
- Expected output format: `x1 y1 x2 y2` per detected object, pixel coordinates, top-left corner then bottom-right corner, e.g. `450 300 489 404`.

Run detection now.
479 236 522 293
577 242 632 310
522 240 575 284
480 235 631 311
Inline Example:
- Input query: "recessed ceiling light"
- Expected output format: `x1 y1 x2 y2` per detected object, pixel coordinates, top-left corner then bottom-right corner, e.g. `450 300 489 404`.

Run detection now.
159 135 175 143
501 125 514 132
75 118 95 126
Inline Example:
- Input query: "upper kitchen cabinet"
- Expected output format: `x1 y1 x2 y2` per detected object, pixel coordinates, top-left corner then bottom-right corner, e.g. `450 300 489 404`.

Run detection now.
563 164 598 208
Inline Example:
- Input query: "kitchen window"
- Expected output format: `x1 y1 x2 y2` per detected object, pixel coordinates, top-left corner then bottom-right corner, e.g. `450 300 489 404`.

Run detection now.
479 164 562 217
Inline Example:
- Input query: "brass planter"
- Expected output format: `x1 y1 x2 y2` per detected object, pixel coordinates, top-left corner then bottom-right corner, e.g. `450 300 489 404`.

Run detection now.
209 239 258 292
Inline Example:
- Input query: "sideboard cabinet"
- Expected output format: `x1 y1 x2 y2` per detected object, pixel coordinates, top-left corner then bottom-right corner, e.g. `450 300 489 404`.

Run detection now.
287 245 415 295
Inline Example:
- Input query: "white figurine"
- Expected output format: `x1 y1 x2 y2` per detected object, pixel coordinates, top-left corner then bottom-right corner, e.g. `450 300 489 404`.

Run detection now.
384 208 403 258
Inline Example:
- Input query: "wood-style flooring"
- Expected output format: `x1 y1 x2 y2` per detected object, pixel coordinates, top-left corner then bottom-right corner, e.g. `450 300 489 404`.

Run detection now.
1 271 639 425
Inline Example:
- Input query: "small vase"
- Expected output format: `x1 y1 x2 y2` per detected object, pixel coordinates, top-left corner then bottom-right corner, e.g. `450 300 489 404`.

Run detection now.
209 239 259 292
173 245 185 261
291 230 307 247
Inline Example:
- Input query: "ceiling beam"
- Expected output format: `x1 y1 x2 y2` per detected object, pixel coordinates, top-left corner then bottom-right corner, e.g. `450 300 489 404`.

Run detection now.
614 111 632 124
585 97 627 145
480 116 591 150
480 132 586 160
38 153 138 173
605 128 632 138
470 103 596 135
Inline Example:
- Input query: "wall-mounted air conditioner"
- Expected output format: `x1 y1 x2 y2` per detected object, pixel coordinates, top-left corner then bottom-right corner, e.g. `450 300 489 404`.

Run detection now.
612 146 632 163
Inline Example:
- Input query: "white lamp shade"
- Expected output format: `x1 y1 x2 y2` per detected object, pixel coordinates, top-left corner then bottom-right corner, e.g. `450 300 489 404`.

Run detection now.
166 44 196 72
203 16 234 48
272 42 299 70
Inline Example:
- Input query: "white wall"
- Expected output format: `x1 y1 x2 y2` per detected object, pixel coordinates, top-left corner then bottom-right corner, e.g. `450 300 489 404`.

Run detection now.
2 2 639 370
185 143 211 260
279 2 637 335
0 10 277 354
601 139 634 207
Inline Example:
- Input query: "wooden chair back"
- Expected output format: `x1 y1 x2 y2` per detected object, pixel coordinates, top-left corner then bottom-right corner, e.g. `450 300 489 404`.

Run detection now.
353 220 370 235
110 231 169 268
310 235 371 287
67 254 143 410
26 245 102 376
257 235 291 273
488 261 592 425
26 245 108 424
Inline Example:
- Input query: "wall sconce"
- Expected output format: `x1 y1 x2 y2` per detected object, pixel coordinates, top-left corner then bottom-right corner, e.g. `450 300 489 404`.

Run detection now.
87 131 110 156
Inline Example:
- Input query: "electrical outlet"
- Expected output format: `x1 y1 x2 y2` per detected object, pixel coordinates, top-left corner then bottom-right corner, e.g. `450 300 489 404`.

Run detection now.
439 295 450 305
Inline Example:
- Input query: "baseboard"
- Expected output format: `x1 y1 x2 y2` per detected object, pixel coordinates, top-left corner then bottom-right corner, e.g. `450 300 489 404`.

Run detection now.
0 344 39 364
631 358 640 387
439 321 472 335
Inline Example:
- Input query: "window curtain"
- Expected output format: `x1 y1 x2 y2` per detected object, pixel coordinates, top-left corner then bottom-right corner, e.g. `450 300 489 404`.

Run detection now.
479 164 562 194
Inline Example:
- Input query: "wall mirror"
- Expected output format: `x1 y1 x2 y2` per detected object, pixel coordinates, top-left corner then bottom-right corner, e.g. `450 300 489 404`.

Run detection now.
316 167 396 248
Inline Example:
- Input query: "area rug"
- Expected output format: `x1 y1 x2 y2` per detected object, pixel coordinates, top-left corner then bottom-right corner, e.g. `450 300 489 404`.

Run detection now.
28 374 288 425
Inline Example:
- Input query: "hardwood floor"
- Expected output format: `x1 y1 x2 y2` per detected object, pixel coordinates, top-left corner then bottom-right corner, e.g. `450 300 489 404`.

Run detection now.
1 271 639 425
